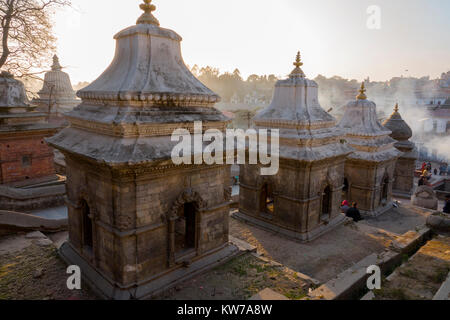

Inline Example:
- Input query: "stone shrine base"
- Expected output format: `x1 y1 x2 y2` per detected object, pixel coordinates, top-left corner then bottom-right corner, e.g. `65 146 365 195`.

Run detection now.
393 190 413 200
360 201 394 218
0 175 66 212
59 241 242 300
232 211 346 243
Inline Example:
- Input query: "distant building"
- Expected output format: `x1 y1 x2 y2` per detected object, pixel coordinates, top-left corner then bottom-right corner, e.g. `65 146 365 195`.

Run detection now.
0 71 65 211
32 55 79 124
0 72 59 186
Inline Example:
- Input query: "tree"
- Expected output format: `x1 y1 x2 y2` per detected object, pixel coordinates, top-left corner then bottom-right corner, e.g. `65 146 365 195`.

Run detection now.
0 0 71 77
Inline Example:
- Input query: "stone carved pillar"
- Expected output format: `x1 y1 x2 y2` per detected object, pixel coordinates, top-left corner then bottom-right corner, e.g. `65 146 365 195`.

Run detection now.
168 217 176 268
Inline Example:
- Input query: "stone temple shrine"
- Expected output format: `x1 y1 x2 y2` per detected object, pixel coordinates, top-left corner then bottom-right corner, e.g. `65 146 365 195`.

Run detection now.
32 55 79 123
0 71 59 186
236 52 353 242
382 104 417 199
47 0 237 299
338 84 402 216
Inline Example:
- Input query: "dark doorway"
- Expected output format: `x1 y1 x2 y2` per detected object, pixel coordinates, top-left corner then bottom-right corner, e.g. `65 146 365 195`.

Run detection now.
322 186 332 220
260 184 274 214
381 176 389 203
81 200 93 249
342 178 349 200
175 202 197 254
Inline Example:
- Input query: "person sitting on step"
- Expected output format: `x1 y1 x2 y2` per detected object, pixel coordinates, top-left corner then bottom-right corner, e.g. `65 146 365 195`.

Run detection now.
346 202 364 222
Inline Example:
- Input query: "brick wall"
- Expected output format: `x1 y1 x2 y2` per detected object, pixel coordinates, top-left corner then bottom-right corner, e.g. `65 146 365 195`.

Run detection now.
0 135 55 184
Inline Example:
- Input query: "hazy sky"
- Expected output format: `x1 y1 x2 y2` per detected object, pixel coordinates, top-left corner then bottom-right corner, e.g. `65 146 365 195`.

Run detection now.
53 0 450 84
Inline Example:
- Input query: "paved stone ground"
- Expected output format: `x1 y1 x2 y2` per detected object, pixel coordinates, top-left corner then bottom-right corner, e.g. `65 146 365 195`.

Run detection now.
373 235 450 300
157 253 315 300
362 202 433 235
0 201 438 300
0 233 96 300
229 204 433 283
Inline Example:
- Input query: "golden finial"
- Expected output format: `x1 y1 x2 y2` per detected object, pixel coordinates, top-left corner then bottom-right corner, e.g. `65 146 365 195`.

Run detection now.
357 82 367 100
137 0 160 26
394 103 399 113
290 51 305 78
294 51 303 68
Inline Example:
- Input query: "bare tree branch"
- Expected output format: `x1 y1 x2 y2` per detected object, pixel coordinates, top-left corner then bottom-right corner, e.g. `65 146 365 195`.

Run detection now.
0 0 71 77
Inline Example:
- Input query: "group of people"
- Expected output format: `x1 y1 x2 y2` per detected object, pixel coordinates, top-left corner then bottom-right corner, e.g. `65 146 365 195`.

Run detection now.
438 163 450 176
418 161 450 187
420 162 450 179
418 162 433 186
341 200 364 222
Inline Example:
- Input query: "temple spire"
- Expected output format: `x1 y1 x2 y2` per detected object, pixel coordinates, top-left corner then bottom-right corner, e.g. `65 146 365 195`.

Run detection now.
290 51 305 78
51 55 62 71
394 103 399 113
356 82 367 100
136 0 160 26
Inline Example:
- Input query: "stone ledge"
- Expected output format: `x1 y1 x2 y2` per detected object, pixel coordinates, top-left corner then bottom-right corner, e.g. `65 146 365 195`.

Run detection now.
389 226 432 255
0 210 67 235
232 211 346 243
433 272 450 300
59 241 244 300
0 184 66 212
250 288 289 300
308 226 431 300
360 291 375 300
229 235 257 253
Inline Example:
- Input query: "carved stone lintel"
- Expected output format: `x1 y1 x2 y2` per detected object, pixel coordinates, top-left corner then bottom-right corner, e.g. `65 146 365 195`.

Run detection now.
167 188 207 221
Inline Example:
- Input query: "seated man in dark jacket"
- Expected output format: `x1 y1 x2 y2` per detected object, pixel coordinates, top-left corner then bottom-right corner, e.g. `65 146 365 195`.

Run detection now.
443 195 450 214
346 202 364 222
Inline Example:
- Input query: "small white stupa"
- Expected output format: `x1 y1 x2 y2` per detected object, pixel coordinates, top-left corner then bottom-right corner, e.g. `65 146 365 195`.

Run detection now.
33 55 79 116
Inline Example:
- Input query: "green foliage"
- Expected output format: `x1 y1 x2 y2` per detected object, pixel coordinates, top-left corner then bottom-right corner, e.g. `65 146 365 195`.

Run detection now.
190 65 278 104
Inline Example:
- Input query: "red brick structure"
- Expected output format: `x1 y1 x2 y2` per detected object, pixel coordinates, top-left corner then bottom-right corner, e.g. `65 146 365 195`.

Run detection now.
0 72 59 186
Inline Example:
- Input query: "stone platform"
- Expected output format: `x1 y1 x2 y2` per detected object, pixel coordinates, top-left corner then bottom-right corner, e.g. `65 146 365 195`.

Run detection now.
233 211 346 243
0 182 66 212
59 241 243 300
0 210 67 237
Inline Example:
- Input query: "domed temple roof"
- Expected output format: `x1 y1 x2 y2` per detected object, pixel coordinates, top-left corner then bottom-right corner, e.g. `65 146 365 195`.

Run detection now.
337 84 402 162
254 52 352 162
77 1 220 106
0 72 59 133
33 55 79 114
0 71 29 107
382 104 413 141
37 55 77 100
47 1 228 165
382 104 417 156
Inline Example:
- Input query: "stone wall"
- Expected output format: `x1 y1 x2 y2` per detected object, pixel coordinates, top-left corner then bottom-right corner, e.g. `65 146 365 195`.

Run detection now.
239 157 346 241
64 154 230 287
0 184 66 211
345 159 397 215
393 156 416 197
